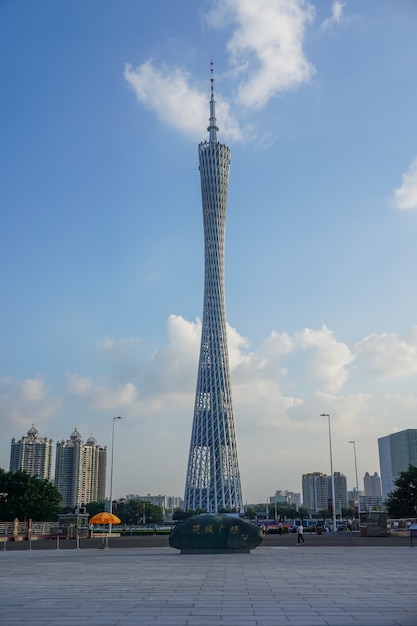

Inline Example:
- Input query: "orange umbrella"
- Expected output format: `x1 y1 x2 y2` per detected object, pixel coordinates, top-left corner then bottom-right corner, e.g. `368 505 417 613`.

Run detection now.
89 512 121 525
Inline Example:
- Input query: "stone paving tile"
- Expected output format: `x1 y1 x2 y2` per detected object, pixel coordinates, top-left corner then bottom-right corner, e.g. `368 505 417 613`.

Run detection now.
1 546 416 626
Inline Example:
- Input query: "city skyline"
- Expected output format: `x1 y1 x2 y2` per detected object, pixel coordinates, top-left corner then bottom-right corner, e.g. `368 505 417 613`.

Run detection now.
6 422 383 506
1 1 417 503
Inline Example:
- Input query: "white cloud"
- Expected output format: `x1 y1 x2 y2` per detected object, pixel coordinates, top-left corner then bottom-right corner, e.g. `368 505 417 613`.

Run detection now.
67 374 93 395
67 374 137 410
0 376 63 434
96 336 142 381
139 315 201 399
294 326 354 392
392 157 417 210
354 327 417 379
21 377 49 402
5 319 417 499
208 0 316 108
231 326 353 394
125 0 316 137
321 1 345 29
124 61 243 142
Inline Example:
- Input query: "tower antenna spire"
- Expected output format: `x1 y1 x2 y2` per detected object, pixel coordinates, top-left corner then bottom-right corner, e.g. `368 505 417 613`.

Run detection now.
208 60 219 142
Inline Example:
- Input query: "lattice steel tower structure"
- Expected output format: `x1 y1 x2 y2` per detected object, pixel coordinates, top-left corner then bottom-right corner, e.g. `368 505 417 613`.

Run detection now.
184 66 243 513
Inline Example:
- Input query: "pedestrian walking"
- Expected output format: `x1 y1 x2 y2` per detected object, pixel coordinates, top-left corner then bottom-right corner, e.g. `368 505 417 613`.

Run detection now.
297 523 305 544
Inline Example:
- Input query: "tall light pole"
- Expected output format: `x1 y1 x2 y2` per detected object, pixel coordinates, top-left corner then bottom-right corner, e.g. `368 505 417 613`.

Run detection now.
349 440 359 525
108 416 122 546
320 413 337 532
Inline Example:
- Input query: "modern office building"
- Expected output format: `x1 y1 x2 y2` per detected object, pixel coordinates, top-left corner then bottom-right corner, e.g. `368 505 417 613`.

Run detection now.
55 429 107 509
183 67 243 514
378 429 417 500
9 425 53 480
302 472 328 512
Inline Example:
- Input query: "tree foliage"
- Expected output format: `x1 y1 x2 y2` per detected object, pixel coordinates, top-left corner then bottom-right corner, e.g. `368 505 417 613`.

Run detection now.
342 506 355 518
0 469 62 521
172 507 206 521
244 506 257 520
385 464 417 518
268 503 308 519
85 501 107 517
115 499 163 525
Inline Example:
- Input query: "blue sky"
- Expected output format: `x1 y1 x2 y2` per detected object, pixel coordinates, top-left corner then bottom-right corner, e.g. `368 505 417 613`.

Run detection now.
1 0 417 504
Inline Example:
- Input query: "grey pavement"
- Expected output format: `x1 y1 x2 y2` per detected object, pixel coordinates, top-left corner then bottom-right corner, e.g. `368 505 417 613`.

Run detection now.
0 545 416 626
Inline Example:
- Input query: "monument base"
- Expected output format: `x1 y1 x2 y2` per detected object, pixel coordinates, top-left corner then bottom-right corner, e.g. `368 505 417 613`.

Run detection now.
170 514 263 553
180 547 250 554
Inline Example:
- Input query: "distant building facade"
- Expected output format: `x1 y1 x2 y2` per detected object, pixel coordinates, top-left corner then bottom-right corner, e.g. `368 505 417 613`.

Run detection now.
9 425 53 480
126 494 183 510
55 429 107 509
302 473 328 512
363 472 382 498
347 488 362 510
269 490 301 508
378 429 417 500
328 472 348 513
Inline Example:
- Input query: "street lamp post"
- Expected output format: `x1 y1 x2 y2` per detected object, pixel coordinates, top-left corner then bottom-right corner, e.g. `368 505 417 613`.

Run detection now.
108 416 122 541
349 440 359 526
320 413 337 532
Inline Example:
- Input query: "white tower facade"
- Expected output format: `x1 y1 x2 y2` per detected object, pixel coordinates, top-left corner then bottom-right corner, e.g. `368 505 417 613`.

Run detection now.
54 429 107 508
184 68 243 513
9 425 53 480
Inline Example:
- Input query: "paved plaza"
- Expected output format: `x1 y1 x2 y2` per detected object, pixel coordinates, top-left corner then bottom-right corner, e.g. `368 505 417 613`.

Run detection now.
1 544 416 626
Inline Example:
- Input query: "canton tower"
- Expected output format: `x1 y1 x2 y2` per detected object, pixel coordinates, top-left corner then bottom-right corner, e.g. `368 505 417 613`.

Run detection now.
184 65 243 514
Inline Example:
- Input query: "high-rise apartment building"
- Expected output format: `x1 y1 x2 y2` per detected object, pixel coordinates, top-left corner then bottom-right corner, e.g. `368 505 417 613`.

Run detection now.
184 67 243 513
329 472 348 512
9 425 53 480
55 429 107 509
378 429 417 500
302 472 328 512
363 472 382 498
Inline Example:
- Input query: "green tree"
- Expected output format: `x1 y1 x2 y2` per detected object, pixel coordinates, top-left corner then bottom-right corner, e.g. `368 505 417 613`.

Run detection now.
172 507 206 521
85 501 106 517
386 464 417 518
342 506 355 518
0 469 61 521
219 506 238 514
264 503 307 520
296 507 309 519
244 506 257 520
115 499 163 525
